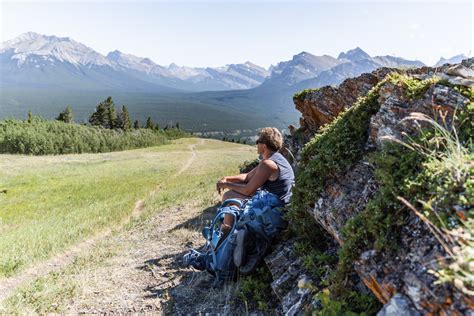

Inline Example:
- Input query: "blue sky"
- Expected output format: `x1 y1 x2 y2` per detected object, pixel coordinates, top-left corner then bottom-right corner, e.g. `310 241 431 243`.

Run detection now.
1 1 472 67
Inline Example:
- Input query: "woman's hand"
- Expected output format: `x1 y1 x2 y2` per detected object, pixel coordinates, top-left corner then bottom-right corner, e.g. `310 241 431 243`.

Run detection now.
216 178 228 194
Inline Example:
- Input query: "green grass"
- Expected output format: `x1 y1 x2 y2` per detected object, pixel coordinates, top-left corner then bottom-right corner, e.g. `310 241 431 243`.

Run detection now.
0 138 255 278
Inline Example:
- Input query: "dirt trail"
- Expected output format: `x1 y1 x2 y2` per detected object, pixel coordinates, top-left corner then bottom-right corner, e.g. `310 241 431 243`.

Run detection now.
176 140 201 176
62 137 243 313
0 139 205 305
65 199 239 314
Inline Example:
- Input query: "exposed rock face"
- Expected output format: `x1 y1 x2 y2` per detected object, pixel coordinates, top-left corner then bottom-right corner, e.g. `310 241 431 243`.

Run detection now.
293 69 390 134
369 83 470 148
311 161 378 244
265 242 311 315
272 59 473 314
377 293 420 316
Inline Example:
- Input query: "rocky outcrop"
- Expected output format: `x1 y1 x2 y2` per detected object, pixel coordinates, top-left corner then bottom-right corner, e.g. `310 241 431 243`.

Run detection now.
311 161 378 244
273 59 474 314
293 69 390 135
265 242 311 315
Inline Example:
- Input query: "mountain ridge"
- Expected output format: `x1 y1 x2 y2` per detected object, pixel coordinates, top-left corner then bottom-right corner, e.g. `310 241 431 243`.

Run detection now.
5 31 467 93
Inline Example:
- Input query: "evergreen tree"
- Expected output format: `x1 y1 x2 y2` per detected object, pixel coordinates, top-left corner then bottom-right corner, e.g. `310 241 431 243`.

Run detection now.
133 120 140 129
27 110 33 123
89 96 118 129
115 109 123 130
56 106 74 123
176 122 180 130
107 102 118 129
121 105 132 131
145 116 154 129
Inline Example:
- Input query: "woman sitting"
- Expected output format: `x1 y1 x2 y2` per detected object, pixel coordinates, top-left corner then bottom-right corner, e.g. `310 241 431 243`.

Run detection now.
216 127 295 235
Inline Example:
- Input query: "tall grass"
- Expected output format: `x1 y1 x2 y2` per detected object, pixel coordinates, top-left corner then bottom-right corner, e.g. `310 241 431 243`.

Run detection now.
0 138 255 278
383 111 473 296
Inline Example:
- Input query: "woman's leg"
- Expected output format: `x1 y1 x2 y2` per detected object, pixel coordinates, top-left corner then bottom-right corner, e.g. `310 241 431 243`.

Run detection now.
221 190 250 234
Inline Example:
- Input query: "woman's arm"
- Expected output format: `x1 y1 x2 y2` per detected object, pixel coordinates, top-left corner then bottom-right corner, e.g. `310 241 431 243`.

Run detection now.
219 165 258 184
218 161 276 196
220 173 248 183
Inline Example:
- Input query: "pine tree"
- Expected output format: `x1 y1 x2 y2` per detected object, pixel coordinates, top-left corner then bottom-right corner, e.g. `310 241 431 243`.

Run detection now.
115 109 123 130
121 105 132 131
89 96 117 129
56 106 74 123
133 120 140 129
145 116 154 129
107 102 118 129
176 122 180 130
27 110 33 123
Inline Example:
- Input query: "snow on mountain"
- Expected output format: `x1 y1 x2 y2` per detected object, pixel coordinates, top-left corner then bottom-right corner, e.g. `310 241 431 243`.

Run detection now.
1 32 111 67
1 32 459 93
106 50 159 74
372 55 425 68
434 54 468 67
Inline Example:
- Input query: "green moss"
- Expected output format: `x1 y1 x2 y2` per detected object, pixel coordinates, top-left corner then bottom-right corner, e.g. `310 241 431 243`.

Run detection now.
287 72 470 313
312 289 380 316
332 143 424 293
294 241 337 285
438 80 474 100
388 73 441 100
293 88 320 102
457 95 473 146
289 80 383 214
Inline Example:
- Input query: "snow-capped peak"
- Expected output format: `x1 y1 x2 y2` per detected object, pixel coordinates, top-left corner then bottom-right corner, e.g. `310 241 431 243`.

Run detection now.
1 32 111 67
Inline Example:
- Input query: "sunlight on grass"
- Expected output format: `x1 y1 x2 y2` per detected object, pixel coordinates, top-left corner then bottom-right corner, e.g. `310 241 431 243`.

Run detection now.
0 138 255 278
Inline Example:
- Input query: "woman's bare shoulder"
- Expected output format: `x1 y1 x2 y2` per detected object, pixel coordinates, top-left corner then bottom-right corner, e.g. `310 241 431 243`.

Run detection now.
259 159 278 171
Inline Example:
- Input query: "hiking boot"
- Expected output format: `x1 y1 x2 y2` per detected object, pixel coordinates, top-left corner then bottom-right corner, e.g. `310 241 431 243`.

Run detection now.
233 228 246 267
239 253 259 276
239 241 269 276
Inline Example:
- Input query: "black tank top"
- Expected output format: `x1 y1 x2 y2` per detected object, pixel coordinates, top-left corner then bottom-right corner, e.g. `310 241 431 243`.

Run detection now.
262 152 295 204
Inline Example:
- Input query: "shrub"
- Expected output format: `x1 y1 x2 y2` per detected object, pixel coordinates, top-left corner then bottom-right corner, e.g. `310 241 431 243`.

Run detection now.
0 117 190 155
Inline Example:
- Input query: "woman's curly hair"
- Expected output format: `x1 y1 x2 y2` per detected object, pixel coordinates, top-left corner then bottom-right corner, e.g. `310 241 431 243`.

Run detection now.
257 127 283 152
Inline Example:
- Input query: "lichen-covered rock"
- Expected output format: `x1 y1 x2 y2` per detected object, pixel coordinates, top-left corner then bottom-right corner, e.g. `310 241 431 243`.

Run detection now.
377 293 420 316
369 83 470 148
293 69 390 135
311 161 378 244
265 242 316 315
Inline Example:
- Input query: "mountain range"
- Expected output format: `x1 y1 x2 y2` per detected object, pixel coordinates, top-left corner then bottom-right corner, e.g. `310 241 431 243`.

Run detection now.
0 32 469 133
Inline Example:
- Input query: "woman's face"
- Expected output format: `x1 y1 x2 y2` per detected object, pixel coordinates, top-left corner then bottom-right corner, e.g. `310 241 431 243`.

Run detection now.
256 139 264 155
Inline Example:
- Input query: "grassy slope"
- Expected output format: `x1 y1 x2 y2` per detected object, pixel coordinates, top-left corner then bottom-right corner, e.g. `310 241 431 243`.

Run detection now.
0 138 255 278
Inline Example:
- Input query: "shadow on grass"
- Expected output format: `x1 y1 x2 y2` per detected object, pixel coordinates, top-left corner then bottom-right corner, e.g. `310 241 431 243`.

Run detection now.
170 203 220 232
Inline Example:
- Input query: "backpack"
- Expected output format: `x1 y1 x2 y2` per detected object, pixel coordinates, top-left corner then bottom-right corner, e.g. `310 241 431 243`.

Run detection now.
183 190 287 287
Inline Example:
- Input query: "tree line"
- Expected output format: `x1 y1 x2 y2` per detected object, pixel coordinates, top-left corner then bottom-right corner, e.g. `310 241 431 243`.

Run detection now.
0 97 188 155
56 96 180 131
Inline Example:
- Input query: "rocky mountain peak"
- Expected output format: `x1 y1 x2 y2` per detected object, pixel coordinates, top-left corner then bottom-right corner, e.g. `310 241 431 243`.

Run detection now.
105 50 123 61
1 32 110 66
338 47 371 62
435 54 468 67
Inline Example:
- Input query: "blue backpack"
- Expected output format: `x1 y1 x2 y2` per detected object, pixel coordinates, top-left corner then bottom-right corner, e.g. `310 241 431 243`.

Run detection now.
183 190 288 287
